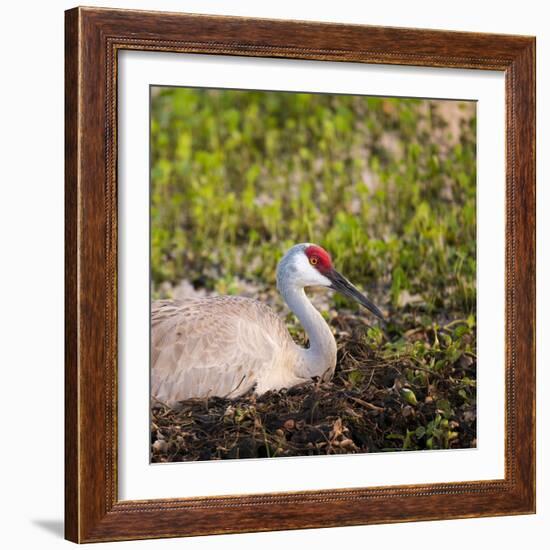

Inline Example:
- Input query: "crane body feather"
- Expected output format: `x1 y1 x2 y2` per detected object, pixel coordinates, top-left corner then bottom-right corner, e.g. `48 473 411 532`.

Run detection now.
151 296 313 405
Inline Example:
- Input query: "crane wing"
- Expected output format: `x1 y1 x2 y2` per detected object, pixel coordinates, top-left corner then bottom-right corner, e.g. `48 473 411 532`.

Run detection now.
151 297 286 405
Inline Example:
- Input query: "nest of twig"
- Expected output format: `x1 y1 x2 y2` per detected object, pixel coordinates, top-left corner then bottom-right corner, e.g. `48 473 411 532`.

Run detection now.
151 312 476 462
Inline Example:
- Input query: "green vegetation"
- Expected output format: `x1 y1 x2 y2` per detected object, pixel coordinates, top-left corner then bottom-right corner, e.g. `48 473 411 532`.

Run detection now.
151 87 477 458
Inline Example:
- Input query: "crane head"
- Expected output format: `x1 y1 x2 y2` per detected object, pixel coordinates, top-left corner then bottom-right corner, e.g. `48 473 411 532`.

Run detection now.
277 243 385 322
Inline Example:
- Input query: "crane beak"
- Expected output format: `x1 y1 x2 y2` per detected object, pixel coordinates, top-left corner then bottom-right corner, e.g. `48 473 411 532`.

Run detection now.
327 269 385 322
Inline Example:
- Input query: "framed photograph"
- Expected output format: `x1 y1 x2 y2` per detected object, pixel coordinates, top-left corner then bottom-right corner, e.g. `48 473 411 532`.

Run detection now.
65 6 535 543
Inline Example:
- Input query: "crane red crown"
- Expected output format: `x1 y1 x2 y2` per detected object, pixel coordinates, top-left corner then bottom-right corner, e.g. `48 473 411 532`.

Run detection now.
305 245 333 273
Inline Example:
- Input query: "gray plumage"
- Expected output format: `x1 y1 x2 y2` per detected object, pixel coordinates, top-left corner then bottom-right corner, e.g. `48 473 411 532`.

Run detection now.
151 295 311 405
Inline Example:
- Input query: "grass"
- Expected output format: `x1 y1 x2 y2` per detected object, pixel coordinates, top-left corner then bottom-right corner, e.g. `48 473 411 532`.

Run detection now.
150 87 477 460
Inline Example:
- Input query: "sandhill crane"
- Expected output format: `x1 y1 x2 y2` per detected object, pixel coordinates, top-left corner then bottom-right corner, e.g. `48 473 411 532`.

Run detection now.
151 243 384 405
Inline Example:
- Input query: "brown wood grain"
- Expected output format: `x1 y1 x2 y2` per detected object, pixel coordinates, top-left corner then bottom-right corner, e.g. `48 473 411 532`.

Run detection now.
64 7 79 543
64 6 536 543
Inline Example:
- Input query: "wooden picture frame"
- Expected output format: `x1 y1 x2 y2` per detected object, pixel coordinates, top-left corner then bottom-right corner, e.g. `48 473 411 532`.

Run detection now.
65 6 536 543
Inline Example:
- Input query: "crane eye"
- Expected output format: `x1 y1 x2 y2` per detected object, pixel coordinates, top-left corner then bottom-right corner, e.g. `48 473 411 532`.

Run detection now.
310 257 318 265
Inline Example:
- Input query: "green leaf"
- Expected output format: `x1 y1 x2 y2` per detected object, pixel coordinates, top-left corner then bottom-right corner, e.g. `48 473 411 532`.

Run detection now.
401 388 418 406
415 426 426 438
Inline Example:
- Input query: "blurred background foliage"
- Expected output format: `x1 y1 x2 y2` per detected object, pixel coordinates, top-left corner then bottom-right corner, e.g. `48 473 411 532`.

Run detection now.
151 87 475 317
150 87 477 455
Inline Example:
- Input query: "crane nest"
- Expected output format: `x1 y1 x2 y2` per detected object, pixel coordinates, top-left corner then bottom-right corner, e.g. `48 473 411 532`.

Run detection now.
151 312 476 461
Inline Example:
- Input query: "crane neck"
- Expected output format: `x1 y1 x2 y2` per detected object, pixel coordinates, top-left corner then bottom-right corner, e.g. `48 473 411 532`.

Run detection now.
279 283 337 380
